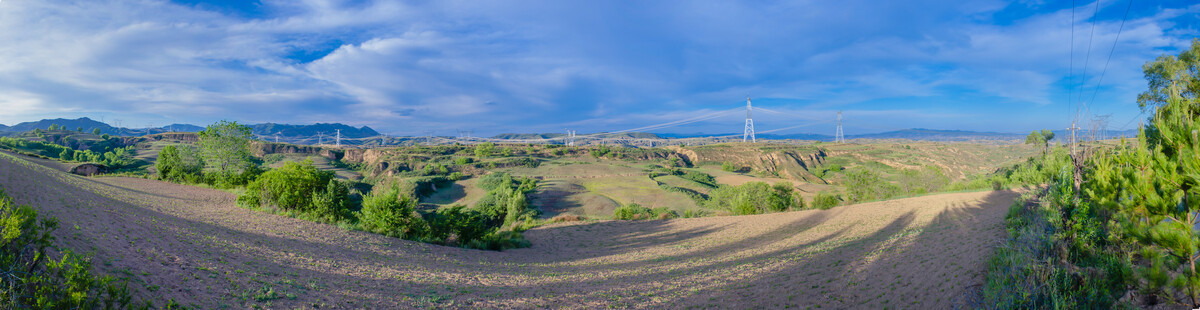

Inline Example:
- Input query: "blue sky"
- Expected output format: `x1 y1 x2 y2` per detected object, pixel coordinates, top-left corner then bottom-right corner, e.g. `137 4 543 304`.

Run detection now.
0 0 1197 136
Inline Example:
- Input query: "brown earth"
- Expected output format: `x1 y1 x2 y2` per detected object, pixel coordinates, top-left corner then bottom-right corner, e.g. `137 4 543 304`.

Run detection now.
0 152 1014 309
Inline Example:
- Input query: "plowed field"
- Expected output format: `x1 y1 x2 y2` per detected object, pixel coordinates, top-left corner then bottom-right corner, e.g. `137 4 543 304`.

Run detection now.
0 152 1014 309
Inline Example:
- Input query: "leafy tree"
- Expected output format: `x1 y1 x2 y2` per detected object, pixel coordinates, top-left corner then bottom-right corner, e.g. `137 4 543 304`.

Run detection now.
92 128 101 135
156 145 204 183
475 142 495 157
75 127 82 132
1137 38 1200 112
198 120 255 185
1026 129 1056 156
58 149 74 161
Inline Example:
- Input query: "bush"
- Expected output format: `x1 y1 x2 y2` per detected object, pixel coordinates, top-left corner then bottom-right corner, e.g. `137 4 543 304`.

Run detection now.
358 185 426 239
448 171 465 181
843 168 899 203
424 205 491 244
454 157 473 165
811 192 841 210
706 182 796 215
721 161 736 172
680 170 717 188
613 203 676 220
613 203 651 220
310 179 351 223
238 160 335 213
464 231 531 251
475 142 495 157
0 188 142 308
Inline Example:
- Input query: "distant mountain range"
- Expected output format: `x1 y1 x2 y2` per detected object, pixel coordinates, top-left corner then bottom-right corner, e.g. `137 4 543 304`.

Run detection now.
254 123 379 139
0 117 1143 144
0 118 378 140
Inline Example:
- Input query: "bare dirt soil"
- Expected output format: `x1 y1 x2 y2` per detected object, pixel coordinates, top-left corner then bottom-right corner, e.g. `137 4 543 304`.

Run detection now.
0 152 1014 309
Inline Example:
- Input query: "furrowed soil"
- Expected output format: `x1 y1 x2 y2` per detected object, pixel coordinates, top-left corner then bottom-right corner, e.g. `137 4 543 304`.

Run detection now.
0 152 1015 309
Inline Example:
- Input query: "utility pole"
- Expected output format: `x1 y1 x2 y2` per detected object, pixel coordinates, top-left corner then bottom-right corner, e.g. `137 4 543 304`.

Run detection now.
743 97 756 143
335 129 341 147
835 111 844 143
1095 114 1111 141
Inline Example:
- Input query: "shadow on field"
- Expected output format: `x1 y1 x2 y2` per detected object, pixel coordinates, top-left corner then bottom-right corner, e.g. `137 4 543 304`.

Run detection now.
676 190 1016 308
421 182 466 204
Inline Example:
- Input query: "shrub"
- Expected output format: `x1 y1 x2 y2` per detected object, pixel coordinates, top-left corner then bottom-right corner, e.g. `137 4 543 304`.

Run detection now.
613 203 676 220
811 192 841 210
454 157 473 165
448 171 465 181
680 170 717 188
477 172 514 192
310 179 350 223
550 214 584 222
475 142 495 157
424 205 492 245
613 203 652 220
358 185 426 239
238 160 334 212
721 161 736 172
706 181 796 215
843 167 899 203
464 231 531 251
0 188 141 308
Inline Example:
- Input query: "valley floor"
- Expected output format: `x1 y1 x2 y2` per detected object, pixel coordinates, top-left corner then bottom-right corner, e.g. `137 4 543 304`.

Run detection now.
0 152 1015 309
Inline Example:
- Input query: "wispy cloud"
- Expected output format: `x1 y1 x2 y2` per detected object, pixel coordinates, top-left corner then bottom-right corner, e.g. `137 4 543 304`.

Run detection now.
0 0 1194 134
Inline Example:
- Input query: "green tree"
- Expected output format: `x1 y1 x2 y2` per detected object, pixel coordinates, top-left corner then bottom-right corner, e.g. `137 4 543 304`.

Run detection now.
156 145 204 183
475 142 495 157
92 128 101 135
75 127 82 132
58 149 74 161
198 120 255 184
1137 38 1200 112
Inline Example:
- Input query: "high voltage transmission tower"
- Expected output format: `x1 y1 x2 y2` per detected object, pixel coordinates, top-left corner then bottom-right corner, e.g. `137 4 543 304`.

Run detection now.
566 130 576 146
317 132 325 145
835 111 845 143
743 97 755 143
335 129 341 147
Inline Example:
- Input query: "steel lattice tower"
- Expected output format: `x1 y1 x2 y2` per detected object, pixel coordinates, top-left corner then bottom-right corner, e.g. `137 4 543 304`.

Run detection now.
835 111 844 143
743 97 755 143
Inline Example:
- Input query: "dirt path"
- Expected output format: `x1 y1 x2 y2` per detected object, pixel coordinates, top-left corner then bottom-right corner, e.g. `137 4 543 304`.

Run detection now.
0 152 1014 309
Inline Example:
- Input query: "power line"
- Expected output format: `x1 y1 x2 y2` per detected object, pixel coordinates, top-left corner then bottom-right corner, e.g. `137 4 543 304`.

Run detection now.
1087 0 1135 107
